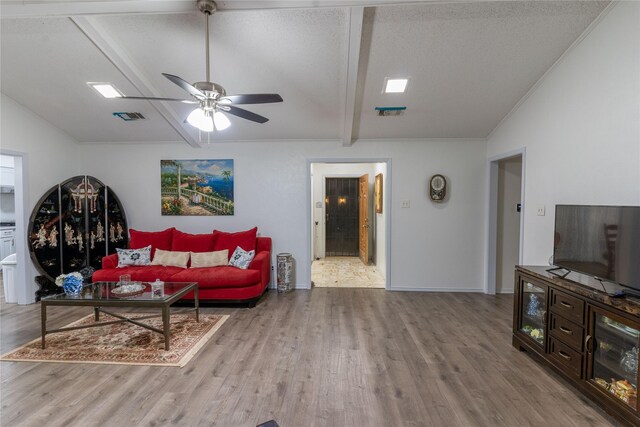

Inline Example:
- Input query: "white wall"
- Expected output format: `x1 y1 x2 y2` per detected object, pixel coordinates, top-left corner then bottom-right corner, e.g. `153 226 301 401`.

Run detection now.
487 1 640 265
78 139 487 291
1 93 81 303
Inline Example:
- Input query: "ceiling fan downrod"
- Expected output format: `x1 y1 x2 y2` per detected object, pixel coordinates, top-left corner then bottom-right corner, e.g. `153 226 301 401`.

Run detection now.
197 0 217 84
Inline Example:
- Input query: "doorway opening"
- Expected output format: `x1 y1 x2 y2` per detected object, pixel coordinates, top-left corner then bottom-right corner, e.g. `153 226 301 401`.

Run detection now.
309 161 388 289
487 149 525 294
0 152 28 304
325 178 359 257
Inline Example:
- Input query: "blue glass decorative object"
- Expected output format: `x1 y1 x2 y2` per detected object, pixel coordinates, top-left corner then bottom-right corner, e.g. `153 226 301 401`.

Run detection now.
527 294 539 317
62 275 83 296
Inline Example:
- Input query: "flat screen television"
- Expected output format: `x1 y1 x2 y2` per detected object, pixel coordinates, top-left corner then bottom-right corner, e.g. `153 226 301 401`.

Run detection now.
552 205 640 296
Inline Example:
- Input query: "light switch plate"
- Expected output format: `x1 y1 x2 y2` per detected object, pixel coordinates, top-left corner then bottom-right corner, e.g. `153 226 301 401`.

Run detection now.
537 205 545 216
401 200 410 208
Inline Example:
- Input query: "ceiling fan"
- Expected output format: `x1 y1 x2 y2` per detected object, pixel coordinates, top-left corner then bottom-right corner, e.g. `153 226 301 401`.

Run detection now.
119 0 282 132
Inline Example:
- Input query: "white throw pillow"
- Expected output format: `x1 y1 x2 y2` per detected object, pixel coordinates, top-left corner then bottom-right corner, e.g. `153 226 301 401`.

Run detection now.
190 250 229 268
228 246 255 270
116 245 151 267
151 248 190 268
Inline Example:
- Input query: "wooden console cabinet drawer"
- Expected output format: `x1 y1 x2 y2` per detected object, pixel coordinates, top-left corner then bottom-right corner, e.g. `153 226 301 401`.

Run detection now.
550 290 585 324
549 337 582 378
549 313 584 351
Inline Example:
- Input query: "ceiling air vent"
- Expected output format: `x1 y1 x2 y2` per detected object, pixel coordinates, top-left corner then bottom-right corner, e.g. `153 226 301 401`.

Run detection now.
375 106 406 117
113 112 146 121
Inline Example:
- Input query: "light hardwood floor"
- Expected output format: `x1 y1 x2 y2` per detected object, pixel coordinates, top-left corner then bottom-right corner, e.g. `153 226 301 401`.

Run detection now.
0 288 619 427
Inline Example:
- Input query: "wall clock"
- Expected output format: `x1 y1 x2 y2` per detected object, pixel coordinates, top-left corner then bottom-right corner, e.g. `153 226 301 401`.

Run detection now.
429 174 447 202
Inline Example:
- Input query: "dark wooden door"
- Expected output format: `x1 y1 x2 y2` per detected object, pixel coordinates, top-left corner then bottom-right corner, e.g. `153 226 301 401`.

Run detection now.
325 178 359 256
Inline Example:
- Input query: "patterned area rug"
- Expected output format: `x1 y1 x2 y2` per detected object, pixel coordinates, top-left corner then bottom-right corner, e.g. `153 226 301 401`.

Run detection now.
0 313 228 367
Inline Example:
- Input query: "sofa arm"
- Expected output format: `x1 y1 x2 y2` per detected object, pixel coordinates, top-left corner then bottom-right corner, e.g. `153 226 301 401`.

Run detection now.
102 253 119 269
249 251 271 289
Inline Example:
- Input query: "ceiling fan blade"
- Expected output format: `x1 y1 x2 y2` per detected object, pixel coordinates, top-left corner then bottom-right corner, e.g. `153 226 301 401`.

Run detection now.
219 94 283 105
121 96 198 103
162 73 206 99
223 105 269 123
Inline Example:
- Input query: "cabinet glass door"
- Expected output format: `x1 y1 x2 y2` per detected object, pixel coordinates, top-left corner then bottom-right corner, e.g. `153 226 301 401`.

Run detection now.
590 313 639 409
520 281 546 346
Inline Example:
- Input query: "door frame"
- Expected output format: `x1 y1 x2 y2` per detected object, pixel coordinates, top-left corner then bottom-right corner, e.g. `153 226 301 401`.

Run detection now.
0 149 31 304
486 147 526 294
307 158 391 290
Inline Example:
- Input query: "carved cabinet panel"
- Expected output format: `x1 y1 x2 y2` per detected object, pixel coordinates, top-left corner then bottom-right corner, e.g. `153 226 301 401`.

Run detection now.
29 176 127 281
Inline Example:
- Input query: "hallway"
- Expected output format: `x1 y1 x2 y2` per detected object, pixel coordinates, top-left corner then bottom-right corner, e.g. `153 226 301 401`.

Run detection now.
311 257 385 288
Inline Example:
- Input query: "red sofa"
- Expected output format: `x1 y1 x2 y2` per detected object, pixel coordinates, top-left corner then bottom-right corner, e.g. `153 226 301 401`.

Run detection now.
92 227 271 306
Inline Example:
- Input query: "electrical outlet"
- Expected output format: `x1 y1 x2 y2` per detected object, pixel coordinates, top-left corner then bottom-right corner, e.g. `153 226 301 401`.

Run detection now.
401 200 410 208
537 205 546 216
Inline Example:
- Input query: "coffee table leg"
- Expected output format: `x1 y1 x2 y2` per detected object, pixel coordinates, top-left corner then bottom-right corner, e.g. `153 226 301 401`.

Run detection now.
194 286 200 323
94 307 100 321
162 306 170 351
41 302 47 349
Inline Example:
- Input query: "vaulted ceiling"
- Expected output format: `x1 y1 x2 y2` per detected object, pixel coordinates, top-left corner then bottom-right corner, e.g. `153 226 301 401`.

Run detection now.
0 0 610 147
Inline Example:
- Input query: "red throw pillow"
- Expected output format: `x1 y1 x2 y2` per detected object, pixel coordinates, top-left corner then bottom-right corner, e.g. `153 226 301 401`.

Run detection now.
171 229 216 253
213 227 257 259
129 227 175 257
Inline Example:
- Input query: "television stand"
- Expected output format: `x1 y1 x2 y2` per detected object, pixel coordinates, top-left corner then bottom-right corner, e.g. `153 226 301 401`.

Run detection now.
513 266 640 427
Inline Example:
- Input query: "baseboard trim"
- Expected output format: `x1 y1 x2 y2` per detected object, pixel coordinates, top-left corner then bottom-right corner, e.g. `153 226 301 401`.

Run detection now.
271 284 312 290
388 286 484 293
284 284 487 292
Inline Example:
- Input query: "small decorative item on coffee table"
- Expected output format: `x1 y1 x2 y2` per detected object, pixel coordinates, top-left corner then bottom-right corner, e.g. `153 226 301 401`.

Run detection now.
55 272 84 296
151 279 165 298
110 282 146 298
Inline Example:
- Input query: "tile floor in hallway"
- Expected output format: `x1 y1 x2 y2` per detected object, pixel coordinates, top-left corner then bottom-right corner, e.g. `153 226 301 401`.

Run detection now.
311 256 385 288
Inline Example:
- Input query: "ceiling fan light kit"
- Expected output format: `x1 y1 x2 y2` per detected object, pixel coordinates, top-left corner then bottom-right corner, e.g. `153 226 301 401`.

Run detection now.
115 0 282 134
187 108 230 132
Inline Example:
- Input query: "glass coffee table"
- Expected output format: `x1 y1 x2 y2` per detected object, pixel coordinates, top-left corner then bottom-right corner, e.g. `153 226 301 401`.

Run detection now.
40 281 199 351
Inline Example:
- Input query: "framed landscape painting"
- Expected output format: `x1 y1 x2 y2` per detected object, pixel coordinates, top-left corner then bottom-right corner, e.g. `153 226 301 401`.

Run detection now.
161 160 234 216
375 173 383 214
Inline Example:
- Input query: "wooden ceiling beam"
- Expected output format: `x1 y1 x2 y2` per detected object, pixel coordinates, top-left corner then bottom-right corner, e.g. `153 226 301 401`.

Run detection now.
72 16 201 147
342 7 364 147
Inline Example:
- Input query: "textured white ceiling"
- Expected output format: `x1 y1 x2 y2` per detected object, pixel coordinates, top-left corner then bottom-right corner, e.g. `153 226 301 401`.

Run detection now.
0 17 184 143
0 1 610 145
356 1 611 139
